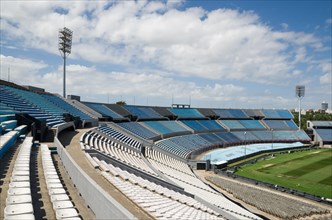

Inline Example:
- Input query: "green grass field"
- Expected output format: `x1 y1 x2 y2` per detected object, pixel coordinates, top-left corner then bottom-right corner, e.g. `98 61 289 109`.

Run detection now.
235 148 332 198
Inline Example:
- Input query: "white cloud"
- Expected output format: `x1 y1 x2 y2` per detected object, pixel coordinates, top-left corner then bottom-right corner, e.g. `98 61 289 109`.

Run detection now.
0 54 245 107
281 23 289 30
0 55 48 83
320 73 331 85
0 0 325 85
326 18 332 25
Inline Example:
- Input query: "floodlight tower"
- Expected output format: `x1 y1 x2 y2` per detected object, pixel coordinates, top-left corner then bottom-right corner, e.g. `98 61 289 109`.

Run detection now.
58 27 73 98
295 85 305 130
244 131 247 158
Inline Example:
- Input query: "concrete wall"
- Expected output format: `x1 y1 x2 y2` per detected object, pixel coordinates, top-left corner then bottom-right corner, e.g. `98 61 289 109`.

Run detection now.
54 137 136 220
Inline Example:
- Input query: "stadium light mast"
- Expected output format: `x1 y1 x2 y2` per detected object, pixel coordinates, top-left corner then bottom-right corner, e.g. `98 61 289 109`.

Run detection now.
295 85 305 130
244 131 247 158
58 27 73 98
271 129 274 150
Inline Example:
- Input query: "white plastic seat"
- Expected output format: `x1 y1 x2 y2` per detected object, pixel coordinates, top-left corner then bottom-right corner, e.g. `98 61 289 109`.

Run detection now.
58 217 80 220
47 183 64 189
9 182 30 188
11 176 30 182
14 162 30 166
48 188 66 195
45 174 59 179
12 170 29 176
6 195 32 205
50 194 70 202
14 163 29 167
53 201 74 210
4 203 33 216
44 171 58 176
17 155 30 158
4 213 35 220
43 164 55 168
15 159 30 163
55 208 79 219
7 188 31 196
46 179 61 184
13 166 30 171
44 168 57 173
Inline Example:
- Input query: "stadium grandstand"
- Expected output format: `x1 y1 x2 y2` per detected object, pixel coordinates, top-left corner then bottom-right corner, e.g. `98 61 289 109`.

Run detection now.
307 121 332 146
1 79 331 220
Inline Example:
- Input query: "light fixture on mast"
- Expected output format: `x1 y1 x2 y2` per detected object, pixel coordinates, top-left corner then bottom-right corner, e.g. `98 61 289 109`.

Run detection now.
58 27 73 98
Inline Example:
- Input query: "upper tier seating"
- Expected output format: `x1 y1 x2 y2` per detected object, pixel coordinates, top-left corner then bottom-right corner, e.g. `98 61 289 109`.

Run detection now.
180 120 208 131
0 85 64 127
42 94 93 120
307 121 332 144
315 129 332 142
123 105 164 120
84 102 125 120
168 108 205 119
232 131 261 142
243 109 265 118
197 108 219 118
284 120 299 129
155 135 213 159
220 120 266 130
143 121 190 136
180 120 225 132
105 104 132 117
5 86 66 117
263 120 298 130
151 106 175 118
213 109 249 119
117 122 159 140
214 132 241 144
198 120 226 131
238 120 266 129
261 109 294 119
220 120 245 130
197 133 224 145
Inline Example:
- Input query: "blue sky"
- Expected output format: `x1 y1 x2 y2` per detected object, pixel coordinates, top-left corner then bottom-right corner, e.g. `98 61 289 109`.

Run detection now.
1 0 331 109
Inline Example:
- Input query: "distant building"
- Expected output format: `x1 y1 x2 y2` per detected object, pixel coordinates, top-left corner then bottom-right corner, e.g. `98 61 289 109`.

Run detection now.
321 101 328 111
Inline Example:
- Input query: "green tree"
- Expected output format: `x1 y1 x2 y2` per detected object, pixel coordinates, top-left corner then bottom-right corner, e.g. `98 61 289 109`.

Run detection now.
116 101 126 106
291 111 332 129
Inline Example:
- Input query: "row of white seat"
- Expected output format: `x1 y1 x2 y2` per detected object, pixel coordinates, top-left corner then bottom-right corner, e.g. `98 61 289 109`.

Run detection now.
82 132 157 176
40 144 80 220
81 130 260 219
146 149 260 220
146 148 196 177
4 137 34 220
98 126 142 150
100 163 223 220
